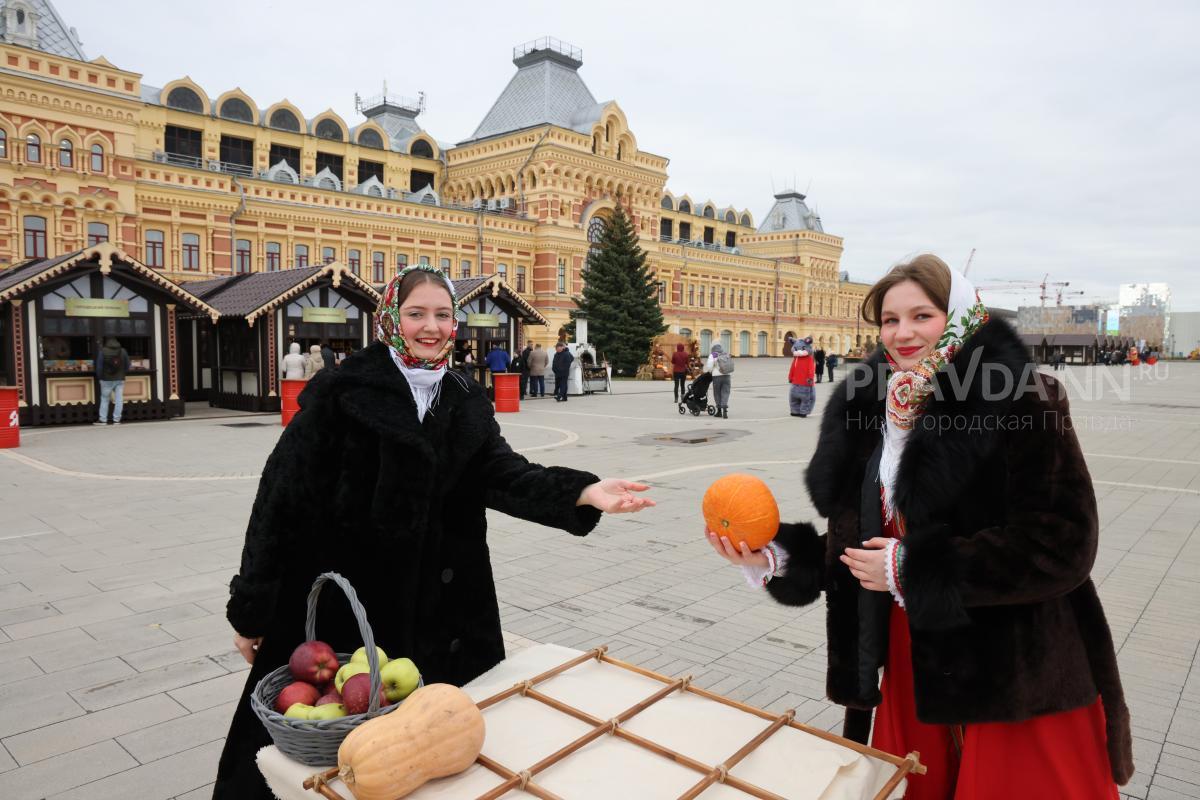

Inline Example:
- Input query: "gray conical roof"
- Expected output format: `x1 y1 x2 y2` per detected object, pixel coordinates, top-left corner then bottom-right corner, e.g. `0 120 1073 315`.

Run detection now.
0 0 86 59
464 39 601 143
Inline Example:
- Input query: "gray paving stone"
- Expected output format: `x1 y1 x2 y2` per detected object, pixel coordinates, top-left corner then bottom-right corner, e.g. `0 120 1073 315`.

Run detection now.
0 739 137 799
2 694 188 766
69 657 228 712
115 703 235 764
46 739 224 800
0 692 85 739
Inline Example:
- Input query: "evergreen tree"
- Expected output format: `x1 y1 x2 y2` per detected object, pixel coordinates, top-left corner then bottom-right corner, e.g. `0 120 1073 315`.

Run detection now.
570 204 665 375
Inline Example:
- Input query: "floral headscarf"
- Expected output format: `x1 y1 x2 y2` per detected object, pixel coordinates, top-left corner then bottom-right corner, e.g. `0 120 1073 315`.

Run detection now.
880 266 989 520
374 264 458 370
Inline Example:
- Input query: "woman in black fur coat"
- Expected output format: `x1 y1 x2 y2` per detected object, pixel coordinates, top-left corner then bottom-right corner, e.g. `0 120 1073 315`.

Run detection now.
709 255 1131 799
214 265 653 799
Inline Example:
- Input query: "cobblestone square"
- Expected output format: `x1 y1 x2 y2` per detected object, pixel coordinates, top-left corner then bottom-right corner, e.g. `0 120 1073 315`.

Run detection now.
1 359 1197 799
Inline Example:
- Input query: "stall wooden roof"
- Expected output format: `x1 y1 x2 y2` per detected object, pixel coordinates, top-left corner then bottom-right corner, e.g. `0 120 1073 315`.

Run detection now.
0 243 220 321
182 261 381 326
1047 334 1099 346
455 274 548 325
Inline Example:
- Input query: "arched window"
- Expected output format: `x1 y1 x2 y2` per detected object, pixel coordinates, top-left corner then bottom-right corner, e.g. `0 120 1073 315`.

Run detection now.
25 133 41 163
721 330 732 353
315 119 343 141
616 143 623 161
219 97 254 123
660 195 673 210
90 143 104 172
166 86 204 113
740 213 751 227
410 139 433 158
587 216 606 244
0 129 7 159
181 233 200 270
358 128 384 149
678 199 691 214
58 138 73 167
235 239 252 273
294 244 309 268
372 251 385 283
702 205 715 219
724 210 736 223
740 330 751 355
758 332 767 354
322 246 336 264
700 330 713 352
87 222 109 246
269 108 301 132
23 215 47 258
266 241 281 271
144 229 164 268
348 249 361 275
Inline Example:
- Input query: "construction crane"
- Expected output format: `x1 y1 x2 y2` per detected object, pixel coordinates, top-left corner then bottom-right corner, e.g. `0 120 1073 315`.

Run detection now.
977 273 1070 307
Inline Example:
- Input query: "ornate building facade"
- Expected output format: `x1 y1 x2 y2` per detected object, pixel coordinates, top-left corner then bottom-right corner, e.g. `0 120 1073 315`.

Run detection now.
0 5 874 358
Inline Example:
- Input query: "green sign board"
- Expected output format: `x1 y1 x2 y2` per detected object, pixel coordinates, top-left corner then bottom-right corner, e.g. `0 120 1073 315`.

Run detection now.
302 307 348 324
65 298 130 318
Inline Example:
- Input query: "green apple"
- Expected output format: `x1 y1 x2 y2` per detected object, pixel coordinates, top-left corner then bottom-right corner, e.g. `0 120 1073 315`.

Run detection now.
380 657 420 702
334 661 370 693
309 702 347 720
349 646 389 668
283 703 314 720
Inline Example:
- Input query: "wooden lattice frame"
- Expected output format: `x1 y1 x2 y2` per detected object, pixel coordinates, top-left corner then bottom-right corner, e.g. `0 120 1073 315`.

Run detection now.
303 646 924 800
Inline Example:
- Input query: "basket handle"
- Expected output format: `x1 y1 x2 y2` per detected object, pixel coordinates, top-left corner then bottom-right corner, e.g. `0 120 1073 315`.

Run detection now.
305 572 385 714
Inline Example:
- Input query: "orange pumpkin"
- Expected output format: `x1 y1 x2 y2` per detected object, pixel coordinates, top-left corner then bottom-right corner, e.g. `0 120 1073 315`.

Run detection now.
702 474 780 551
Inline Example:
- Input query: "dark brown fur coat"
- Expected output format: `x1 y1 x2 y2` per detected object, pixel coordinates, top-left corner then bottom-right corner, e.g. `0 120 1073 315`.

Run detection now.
767 318 1133 784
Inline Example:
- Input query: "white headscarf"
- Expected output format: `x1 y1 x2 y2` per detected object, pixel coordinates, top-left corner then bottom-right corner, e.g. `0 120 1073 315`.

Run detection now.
879 266 989 521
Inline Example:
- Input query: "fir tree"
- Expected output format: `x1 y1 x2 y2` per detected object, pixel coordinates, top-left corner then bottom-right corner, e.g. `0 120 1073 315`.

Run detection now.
570 204 665 375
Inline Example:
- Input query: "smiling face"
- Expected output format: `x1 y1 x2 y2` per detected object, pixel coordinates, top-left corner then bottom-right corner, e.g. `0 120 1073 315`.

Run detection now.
398 280 455 361
879 280 949 370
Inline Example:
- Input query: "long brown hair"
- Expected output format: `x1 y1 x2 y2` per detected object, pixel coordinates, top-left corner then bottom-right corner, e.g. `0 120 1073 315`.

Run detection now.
860 254 952 326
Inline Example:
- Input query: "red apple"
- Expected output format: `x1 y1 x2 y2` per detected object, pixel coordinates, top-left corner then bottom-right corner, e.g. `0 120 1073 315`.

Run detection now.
317 681 337 697
315 690 342 707
341 672 388 715
274 681 320 714
288 641 338 685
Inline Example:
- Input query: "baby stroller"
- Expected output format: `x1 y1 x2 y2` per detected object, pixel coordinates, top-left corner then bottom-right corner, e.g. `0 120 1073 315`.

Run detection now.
678 372 717 416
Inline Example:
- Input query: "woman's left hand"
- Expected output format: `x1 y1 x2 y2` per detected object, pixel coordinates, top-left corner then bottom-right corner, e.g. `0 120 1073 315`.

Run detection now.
840 537 891 592
578 479 656 513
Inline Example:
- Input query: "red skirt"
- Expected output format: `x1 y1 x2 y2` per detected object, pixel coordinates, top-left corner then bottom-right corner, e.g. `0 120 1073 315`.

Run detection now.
870 603 1118 800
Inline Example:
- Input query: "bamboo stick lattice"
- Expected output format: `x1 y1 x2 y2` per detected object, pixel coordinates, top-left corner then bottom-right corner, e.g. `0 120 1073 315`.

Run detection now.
303 645 925 800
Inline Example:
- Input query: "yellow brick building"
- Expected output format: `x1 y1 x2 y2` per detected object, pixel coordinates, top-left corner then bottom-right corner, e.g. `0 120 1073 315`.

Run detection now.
1 6 874 360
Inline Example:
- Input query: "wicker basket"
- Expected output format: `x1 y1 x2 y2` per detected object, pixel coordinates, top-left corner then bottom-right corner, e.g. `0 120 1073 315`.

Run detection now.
250 571 421 766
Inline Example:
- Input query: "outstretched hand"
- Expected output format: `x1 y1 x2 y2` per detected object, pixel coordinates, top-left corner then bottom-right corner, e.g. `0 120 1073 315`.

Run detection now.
705 528 770 569
578 479 656 513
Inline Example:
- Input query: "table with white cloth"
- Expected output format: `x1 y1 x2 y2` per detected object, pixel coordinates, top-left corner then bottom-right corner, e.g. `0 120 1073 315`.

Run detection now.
257 643 910 800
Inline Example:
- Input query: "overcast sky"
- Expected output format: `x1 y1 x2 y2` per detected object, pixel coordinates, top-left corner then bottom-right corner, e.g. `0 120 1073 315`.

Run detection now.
56 0 1199 310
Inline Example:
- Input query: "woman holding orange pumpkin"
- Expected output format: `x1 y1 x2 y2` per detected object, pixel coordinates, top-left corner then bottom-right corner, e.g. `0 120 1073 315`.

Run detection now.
707 254 1131 799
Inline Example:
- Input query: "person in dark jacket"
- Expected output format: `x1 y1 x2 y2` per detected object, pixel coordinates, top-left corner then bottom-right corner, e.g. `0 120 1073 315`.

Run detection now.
320 342 335 371
515 343 532 400
813 347 826 382
215 266 654 799
552 342 573 402
671 343 689 403
485 344 510 374
707 255 1132 798
94 337 130 425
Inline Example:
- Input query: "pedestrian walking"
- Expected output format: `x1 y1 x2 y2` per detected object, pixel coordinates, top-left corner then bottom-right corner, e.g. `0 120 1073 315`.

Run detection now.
704 343 734 419
814 347 826 383
281 342 306 380
94 337 130 425
826 352 838 382
552 342 573 401
527 343 548 397
320 342 336 371
706 254 1131 799
788 338 816 417
671 343 689 403
215 264 655 799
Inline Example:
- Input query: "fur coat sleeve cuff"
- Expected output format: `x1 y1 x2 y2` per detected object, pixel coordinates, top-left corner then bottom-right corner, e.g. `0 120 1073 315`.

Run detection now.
765 521 825 606
487 461 603 536
898 523 972 631
226 573 281 637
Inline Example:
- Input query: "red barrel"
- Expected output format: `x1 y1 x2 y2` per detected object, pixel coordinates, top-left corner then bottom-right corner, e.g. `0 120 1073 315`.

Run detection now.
0 387 18 448
493 373 520 413
281 379 305 426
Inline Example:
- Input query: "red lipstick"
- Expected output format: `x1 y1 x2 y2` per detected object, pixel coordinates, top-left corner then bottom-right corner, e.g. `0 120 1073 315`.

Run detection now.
896 346 923 357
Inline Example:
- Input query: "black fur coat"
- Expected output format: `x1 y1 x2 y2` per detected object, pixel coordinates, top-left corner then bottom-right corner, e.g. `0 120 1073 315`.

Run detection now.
214 342 601 798
766 319 1133 785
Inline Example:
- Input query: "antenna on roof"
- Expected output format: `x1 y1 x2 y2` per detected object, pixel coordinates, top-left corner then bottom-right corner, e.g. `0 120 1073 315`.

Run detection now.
770 176 776 195
805 178 812 196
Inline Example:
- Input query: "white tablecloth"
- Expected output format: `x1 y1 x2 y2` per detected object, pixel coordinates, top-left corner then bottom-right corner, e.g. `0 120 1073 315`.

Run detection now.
257 644 906 799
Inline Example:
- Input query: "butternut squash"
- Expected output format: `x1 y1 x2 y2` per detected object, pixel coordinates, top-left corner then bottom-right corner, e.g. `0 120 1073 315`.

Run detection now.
336 683 485 800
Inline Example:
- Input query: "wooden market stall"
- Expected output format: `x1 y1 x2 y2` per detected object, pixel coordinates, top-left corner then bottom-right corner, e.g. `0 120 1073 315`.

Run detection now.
451 275 548 391
180 262 380 412
0 243 219 426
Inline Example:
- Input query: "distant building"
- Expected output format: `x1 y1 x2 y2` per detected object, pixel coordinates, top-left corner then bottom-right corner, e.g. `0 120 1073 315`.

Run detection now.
1117 284 1169 349
1016 304 1108 336
1166 311 1200 358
